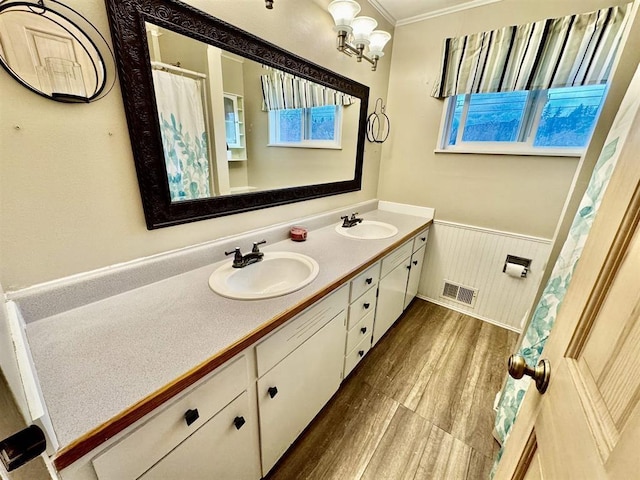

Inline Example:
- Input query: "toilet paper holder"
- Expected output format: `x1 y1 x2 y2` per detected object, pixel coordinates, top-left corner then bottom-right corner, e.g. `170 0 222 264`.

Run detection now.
503 255 531 278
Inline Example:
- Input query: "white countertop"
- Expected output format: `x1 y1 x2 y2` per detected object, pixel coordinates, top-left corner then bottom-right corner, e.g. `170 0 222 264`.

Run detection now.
23 208 432 451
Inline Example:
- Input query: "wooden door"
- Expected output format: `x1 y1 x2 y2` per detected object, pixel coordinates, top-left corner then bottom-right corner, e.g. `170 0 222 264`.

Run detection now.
495 70 640 479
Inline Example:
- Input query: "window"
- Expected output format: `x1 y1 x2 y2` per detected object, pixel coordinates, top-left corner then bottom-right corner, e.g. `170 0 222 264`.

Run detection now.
268 105 342 149
440 84 607 155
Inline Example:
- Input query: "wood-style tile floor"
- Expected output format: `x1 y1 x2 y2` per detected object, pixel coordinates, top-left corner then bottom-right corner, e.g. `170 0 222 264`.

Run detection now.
266 299 519 480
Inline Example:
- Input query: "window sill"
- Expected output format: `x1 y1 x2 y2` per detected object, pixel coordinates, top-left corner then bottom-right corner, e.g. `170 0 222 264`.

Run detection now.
267 143 342 150
433 148 582 158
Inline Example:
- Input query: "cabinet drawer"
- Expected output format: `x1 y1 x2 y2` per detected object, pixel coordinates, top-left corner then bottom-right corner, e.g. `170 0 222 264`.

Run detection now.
92 356 248 480
345 310 374 355
139 391 260 480
343 334 371 377
256 284 348 377
349 262 380 302
380 241 412 277
347 288 377 329
413 228 430 252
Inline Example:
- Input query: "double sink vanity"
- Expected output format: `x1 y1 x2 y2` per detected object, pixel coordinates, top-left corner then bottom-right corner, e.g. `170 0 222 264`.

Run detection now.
9 201 433 479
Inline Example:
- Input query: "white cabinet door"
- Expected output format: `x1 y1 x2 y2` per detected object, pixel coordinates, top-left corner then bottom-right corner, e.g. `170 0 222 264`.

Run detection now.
404 244 426 310
373 258 410 346
257 311 345 473
139 391 260 480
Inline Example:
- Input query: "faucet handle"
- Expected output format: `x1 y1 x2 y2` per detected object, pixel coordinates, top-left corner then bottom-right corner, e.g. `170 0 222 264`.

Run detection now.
252 240 267 253
225 247 242 257
350 212 359 220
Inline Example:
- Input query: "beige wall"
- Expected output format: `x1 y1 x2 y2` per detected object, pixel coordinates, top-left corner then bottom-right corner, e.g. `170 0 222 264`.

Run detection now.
378 0 634 239
0 0 393 291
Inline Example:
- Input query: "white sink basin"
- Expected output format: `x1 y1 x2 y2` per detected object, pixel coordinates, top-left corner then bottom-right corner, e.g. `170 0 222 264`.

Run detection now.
335 220 398 240
208 252 319 300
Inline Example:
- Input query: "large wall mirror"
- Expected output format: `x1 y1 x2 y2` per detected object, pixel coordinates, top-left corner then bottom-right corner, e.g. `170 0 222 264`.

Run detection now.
105 0 369 229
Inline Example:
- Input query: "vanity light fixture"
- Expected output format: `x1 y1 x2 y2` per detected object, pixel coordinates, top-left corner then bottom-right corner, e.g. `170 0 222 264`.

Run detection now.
327 0 391 71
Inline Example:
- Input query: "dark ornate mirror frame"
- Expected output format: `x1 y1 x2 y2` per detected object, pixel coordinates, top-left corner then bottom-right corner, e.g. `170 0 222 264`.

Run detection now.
104 0 369 229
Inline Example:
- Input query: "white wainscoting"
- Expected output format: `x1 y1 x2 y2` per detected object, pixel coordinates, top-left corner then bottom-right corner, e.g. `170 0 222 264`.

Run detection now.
419 221 552 332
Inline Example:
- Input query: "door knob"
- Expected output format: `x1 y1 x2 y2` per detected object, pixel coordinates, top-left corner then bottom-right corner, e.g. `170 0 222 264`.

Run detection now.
507 355 550 394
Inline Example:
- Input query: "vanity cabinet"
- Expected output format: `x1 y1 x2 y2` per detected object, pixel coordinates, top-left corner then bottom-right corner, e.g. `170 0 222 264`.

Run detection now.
91 356 260 480
256 286 348 473
373 229 429 346
343 262 380 377
404 229 429 309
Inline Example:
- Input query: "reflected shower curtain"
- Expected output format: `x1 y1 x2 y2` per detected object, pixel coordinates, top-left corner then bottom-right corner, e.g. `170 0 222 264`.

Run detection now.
152 70 211 201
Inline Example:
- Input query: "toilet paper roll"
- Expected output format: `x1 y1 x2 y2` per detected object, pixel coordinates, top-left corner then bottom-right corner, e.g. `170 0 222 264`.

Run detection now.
505 262 526 278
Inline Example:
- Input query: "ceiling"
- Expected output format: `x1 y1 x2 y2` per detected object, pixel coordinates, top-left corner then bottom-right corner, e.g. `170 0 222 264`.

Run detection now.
368 0 501 26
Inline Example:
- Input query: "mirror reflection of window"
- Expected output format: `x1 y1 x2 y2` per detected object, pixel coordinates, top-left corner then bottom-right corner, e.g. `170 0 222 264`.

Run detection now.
269 106 342 148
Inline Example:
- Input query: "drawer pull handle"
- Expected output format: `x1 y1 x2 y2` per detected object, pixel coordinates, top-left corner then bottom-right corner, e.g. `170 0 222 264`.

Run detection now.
358 350 365 358
360 327 367 334
365 277 373 285
413 260 418 266
184 408 199 426
363 302 370 309
268 386 278 398
233 416 246 430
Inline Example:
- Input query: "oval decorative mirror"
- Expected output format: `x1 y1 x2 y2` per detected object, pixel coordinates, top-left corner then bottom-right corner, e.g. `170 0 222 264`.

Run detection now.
0 1 111 102
105 0 369 229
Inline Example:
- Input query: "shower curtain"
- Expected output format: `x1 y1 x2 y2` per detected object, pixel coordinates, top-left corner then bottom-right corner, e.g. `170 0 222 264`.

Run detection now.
152 69 211 201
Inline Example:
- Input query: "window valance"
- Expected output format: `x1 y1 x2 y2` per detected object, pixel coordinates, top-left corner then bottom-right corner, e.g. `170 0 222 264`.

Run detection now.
432 3 632 98
261 67 356 111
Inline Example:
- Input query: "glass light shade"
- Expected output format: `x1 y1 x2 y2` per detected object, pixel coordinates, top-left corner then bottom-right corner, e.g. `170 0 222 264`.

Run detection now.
368 30 391 57
351 16 377 46
328 0 361 32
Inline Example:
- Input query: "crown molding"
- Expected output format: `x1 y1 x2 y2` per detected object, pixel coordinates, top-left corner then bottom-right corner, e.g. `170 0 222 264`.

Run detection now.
366 0 397 26
394 0 503 27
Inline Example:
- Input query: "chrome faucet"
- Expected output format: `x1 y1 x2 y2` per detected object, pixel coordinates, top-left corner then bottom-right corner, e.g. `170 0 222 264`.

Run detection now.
225 240 267 268
340 212 363 228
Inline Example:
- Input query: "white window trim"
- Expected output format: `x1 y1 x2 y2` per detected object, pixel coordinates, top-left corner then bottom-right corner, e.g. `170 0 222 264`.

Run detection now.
435 87 604 158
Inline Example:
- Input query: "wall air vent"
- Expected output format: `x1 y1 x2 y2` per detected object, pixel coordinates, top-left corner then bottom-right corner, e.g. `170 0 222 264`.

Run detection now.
441 280 478 308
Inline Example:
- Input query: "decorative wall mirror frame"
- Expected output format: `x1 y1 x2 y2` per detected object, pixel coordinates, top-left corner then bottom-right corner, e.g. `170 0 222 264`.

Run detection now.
104 0 370 229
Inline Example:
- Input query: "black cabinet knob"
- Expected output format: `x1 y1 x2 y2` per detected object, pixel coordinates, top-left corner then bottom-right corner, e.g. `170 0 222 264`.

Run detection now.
358 350 365 357
406 265 411 270
421 237 426 241
365 277 373 285
360 327 367 334
233 416 246 430
363 302 370 309
268 386 278 398
413 260 418 266
184 408 199 426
